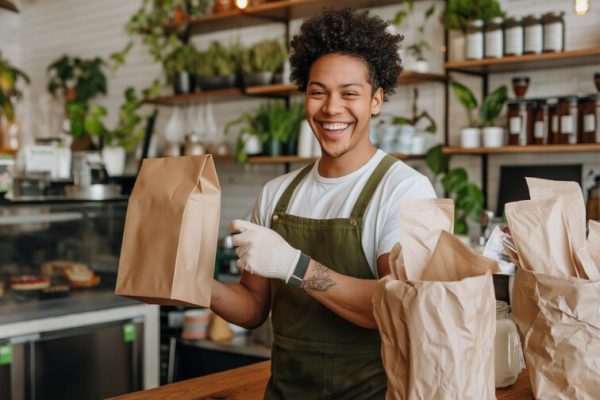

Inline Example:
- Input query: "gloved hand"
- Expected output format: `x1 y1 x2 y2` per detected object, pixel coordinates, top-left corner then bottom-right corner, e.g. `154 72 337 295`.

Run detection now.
230 219 301 282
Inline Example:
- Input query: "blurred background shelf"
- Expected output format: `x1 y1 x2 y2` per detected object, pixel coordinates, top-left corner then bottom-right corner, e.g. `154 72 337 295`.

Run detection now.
443 143 600 155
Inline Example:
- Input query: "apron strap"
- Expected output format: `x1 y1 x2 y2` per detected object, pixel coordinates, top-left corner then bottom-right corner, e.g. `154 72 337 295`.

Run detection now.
273 162 315 215
350 154 398 219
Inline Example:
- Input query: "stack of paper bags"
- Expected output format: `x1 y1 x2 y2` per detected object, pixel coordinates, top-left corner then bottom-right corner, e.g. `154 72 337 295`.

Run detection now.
115 155 221 307
505 178 600 399
373 199 499 400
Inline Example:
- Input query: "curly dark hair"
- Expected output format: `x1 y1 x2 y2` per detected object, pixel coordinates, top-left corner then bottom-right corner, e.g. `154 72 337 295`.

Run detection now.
290 7 403 100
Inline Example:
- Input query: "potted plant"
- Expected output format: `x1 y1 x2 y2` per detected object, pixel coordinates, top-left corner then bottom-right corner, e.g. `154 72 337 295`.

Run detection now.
425 144 484 236
47 55 107 150
240 39 287 86
164 43 200 94
390 88 436 154
197 42 238 90
0 52 30 150
440 0 505 61
389 2 435 72
451 81 507 148
84 82 160 176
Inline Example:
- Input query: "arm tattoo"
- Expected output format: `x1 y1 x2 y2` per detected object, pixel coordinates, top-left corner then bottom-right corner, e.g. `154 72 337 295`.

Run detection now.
301 262 336 292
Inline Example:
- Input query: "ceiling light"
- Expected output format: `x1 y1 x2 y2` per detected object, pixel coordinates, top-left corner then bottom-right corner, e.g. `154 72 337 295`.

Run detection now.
574 0 590 15
235 0 249 9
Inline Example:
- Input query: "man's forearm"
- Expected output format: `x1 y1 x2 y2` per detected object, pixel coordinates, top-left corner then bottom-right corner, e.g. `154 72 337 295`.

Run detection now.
210 279 269 329
301 260 379 329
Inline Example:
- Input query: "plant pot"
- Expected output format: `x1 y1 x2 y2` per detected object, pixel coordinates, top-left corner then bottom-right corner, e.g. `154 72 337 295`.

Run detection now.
414 60 429 73
243 71 273 87
449 31 465 62
460 127 481 148
70 133 96 151
243 134 262 156
173 71 195 94
284 137 298 156
482 126 505 147
102 146 126 177
266 138 282 157
198 74 236 91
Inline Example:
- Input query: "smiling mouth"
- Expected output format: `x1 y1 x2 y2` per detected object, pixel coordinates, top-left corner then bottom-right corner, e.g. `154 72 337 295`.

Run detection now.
318 121 351 132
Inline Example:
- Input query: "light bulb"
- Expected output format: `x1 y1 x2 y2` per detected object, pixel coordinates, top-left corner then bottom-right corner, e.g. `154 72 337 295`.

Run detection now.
574 0 590 15
236 0 249 9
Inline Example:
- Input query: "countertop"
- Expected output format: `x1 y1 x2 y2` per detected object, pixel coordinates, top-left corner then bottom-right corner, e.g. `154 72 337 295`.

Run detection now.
0 273 137 325
112 361 535 400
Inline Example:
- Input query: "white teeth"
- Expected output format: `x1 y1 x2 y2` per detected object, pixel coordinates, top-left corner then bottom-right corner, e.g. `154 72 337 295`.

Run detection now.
322 122 349 130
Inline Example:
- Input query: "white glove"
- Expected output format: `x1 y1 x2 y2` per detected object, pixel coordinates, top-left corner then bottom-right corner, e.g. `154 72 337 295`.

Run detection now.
230 219 301 282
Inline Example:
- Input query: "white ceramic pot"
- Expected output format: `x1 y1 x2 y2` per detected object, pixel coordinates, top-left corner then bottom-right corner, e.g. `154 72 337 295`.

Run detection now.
460 127 481 148
411 135 428 155
415 60 429 73
243 134 262 155
102 146 126 177
449 31 465 61
482 126 505 147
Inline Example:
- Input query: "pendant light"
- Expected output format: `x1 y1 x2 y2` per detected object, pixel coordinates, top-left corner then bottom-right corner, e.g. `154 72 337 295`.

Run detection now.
574 0 590 15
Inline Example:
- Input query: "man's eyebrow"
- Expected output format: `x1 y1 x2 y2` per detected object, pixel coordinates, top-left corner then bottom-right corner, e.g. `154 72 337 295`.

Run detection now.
307 81 365 88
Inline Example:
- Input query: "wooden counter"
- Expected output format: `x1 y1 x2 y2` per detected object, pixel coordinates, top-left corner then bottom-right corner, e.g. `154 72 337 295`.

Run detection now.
112 361 534 400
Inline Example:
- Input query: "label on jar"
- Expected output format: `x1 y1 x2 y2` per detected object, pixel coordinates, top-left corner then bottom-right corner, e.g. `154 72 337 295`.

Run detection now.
485 30 503 58
466 32 484 60
544 22 563 52
534 121 545 138
524 24 543 53
552 115 559 132
505 26 523 55
584 113 595 132
561 115 574 134
509 117 521 134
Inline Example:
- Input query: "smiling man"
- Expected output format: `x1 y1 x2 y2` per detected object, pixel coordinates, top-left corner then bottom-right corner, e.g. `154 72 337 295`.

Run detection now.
210 7 436 399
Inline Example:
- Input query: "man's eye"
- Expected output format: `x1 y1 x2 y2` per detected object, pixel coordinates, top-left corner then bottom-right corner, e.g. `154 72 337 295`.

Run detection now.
343 92 358 97
309 91 325 96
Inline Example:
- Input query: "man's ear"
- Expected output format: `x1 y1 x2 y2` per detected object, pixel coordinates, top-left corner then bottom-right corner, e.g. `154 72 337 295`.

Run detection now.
371 87 384 117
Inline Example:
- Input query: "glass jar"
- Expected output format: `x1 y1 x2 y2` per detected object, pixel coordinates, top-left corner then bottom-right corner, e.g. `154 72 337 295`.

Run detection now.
579 95 597 143
503 17 523 56
485 17 504 58
557 96 579 144
466 20 484 60
547 98 559 144
533 100 549 145
523 14 543 54
507 100 533 146
542 11 565 53
495 301 521 388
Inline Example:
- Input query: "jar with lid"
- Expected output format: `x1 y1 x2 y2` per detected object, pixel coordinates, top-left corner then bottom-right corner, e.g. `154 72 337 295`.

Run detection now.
495 301 521 388
466 20 484 60
556 96 579 144
547 98 559 144
533 100 550 145
485 17 504 58
579 94 600 143
503 17 523 56
523 14 543 54
542 11 565 53
507 100 533 145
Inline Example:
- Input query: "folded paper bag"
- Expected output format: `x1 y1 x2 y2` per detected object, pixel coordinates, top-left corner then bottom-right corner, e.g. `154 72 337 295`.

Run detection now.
512 267 600 399
115 155 220 307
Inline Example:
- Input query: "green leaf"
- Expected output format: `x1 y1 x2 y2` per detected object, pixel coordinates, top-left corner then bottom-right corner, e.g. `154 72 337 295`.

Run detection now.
392 116 412 125
425 5 435 19
425 144 449 176
454 216 468 235
391 10 408 26
451 81 478 111
479 85 507 126
442 167 468 193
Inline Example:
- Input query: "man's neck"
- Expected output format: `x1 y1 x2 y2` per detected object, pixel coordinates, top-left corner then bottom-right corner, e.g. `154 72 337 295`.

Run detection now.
318 144 378 178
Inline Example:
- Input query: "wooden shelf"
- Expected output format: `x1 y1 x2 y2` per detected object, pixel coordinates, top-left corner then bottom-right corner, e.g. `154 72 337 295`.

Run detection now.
0 148 17 156
168 0 404 35
145 71 446 106
445 47 600 73
443 143 600 155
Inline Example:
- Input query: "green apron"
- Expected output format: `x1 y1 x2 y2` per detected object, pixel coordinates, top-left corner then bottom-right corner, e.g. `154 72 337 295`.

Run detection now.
264 155 397 400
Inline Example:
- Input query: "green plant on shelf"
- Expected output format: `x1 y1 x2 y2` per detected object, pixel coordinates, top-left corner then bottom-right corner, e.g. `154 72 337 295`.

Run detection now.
451 81 507 128
0 51 30 122
425 144 484 235
391 1 436 63
240 39 288 74
391 88 437 134
163 42 200 82
195 42 238 77
441 0 505 32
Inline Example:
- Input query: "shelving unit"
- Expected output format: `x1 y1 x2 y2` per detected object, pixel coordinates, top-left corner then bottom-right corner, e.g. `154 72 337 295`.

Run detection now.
445 48 600 208
145 71 446 106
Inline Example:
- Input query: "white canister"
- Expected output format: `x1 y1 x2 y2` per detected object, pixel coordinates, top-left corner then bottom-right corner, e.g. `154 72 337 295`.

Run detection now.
523 14 543 54
542 11 565 53
460 127 481 148
466 20 484 60
482 126 505 147
484 17 504 59
101 146 126 177
503 17 523 56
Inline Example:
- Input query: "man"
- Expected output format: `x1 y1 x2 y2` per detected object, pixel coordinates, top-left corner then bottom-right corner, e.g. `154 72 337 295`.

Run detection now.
210 8 436 399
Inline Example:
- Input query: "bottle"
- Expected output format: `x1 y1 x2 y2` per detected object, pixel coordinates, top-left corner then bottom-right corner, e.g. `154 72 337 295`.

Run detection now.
542 11 565 53
587 175 600 221
507 100 533 146
579 95 598 143
485 17 503 59
533 100 549 145
503 17 523 56
466 20 484 60
523 14 543 54
495 301 521 388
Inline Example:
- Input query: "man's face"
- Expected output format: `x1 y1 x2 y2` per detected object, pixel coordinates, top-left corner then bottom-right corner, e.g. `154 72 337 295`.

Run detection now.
305 54 383 159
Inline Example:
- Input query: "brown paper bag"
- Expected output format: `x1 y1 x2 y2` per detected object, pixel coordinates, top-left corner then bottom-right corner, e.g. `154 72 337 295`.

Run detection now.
512 267 600 399
373 231 497 400
115 155 220 307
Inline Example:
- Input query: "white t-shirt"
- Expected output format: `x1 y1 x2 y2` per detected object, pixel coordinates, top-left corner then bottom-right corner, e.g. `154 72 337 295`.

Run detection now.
251 150 437 277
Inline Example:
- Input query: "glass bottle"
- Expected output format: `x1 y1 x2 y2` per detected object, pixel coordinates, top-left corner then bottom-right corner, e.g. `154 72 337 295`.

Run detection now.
466 20 484 60
503 17 523 56
507 100 533 146
495 301 521 388
557 96 579 144
533 100 549 145
485 17 504 59
579 95 597 143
